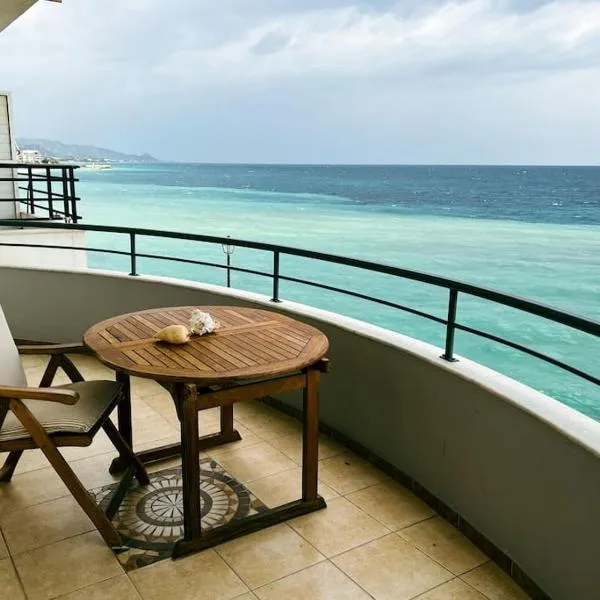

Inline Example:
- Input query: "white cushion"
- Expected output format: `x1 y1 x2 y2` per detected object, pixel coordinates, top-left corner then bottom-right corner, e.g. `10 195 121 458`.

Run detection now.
0 380 121 442
0 304 26 388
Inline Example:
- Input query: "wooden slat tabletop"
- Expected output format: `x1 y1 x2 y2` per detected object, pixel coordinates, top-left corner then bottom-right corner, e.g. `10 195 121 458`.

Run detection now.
83 306 329 383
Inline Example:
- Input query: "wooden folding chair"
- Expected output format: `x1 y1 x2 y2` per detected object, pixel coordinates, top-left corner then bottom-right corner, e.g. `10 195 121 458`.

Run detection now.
0 305 148 550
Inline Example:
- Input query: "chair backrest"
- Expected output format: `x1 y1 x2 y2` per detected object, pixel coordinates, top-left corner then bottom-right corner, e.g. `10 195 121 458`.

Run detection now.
0 304 27 387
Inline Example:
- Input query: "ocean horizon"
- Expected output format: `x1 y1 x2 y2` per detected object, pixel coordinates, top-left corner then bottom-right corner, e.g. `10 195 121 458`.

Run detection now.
77 162 600 421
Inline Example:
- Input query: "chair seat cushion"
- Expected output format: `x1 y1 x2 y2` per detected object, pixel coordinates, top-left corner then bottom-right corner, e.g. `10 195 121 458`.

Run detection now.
0 381 122 442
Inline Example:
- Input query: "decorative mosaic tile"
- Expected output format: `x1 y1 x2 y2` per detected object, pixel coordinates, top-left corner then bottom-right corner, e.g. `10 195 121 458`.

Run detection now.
89 456 267 571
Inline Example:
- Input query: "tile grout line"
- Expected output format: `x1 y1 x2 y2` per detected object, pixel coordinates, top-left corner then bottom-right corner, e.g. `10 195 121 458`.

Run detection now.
1 528 29 600
250 558 377 600
342 482 438 531
5 528 100 562
47 572 127 600
458 563 498 600
126 571 146 600
409 576 462 599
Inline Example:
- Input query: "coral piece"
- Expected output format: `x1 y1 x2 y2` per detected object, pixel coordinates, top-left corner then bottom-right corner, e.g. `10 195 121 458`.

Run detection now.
189 310 219 336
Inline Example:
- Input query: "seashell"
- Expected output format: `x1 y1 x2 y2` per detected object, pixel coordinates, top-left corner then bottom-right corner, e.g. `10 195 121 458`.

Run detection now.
154 325 190 345
189 310 219 336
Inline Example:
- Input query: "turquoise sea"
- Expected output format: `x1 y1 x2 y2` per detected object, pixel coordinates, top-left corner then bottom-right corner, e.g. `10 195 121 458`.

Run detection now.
77 164 600 421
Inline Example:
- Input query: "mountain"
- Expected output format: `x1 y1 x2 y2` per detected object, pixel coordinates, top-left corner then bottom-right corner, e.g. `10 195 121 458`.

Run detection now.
16 138 158 163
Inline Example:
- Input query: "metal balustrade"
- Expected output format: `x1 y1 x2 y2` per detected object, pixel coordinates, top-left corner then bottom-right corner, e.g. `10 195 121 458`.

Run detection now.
0 219 598 388
0 163 80 222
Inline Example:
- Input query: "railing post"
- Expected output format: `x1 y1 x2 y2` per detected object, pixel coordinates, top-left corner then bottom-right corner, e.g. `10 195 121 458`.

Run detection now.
45 166 54 219
62 167 69 222
68 167 78 223
271 251 281 302
129 233 138 276
441 289 459 362
27 166 34 215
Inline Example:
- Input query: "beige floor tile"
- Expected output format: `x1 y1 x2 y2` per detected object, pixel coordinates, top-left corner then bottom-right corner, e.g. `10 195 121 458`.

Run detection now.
24 366 47 386
0 467 69 514
60 430 115 462
246 467 338 507
130 376 165 397
56 574 141 599
346 481 435 531
398 518 488 575
333 533 453 600
231 399 266 418
461 563 530 600
319 453 389 495
254 561 371 600
216 523 324 589
417 578 488 599
210 442 296 483
139 391 179 424
130 548 247 600
14 531 123 600
135 432 182 454
71 452 122 490
233 593 259 599
239 411 302 441
12 449 50 475
69 355 116 380
0 495 94 555
0 531 8 558
20 354 48 370
268 432 346 464
208 424 263 456
290 496 389 557
0 556 25 599
131 412 179 448
232 402 286 426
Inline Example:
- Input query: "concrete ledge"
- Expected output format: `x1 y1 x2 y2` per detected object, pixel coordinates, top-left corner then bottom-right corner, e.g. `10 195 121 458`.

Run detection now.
0 228 87 268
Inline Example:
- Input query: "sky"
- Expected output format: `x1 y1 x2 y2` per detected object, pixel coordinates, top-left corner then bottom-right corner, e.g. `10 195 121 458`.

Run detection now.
1 0 599 164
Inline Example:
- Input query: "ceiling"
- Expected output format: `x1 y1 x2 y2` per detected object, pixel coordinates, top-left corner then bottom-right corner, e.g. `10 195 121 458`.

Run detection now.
0 0 60 34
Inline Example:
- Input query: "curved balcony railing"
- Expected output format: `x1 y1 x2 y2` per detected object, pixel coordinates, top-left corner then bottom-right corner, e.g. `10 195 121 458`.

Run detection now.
1 219 598 390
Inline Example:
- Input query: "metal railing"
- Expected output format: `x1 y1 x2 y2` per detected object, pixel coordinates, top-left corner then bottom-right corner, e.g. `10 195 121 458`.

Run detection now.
0 163 80 223
0 219 598 388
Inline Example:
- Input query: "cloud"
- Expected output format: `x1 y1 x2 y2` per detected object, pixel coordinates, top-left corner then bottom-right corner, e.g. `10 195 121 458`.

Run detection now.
154 1 600 88
1 0 599 163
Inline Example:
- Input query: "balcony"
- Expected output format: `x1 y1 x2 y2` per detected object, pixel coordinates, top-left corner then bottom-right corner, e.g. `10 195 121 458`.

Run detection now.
1 351 531 600
0 225 598 600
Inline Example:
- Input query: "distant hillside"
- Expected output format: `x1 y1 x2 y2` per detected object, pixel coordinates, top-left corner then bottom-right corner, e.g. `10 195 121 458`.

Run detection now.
16 138 158 163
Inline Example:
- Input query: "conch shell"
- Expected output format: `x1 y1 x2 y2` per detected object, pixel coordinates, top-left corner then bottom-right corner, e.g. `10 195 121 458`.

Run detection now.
154 325 190 345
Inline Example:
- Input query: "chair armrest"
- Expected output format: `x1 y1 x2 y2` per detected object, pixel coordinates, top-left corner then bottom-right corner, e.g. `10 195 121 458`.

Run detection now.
0 385 79 405
17 343 92 356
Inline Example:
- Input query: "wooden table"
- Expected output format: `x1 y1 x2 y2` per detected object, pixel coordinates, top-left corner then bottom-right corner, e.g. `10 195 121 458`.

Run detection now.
84 306 329 557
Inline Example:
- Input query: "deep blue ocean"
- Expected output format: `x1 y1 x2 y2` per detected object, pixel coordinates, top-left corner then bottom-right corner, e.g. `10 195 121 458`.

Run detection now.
77 164 599 420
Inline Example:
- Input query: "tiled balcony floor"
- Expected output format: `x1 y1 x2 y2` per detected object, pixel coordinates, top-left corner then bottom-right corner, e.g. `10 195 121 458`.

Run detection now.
0 354 531 600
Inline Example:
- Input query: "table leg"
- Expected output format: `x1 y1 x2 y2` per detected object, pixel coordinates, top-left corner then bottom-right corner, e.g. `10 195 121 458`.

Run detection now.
109 372 133 474
220 404 234 437
302 368 320 501
177 383 202 543
172 372 326 559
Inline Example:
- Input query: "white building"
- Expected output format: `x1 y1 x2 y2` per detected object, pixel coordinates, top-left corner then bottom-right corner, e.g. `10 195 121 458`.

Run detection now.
17 148 43 163
0 90 85 267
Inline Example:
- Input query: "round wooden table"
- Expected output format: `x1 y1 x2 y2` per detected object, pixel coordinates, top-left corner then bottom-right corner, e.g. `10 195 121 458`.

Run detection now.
84 306 329 557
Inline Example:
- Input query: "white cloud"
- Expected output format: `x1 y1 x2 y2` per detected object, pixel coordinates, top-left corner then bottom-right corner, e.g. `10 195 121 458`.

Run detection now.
147 1 600 88
1 0 599 163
